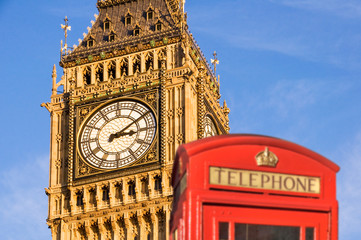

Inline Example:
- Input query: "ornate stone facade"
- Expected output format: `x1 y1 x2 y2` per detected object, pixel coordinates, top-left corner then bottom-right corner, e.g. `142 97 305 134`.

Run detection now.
43 0 230 239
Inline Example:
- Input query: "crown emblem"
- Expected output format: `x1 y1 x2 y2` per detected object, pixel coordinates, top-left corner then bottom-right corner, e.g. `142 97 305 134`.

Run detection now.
255 147 278 167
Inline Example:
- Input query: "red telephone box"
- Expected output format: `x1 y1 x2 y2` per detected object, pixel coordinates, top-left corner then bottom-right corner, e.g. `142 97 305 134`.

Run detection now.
170 134 339 240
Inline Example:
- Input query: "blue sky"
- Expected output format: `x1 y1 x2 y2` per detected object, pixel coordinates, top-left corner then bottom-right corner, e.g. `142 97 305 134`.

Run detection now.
0 0 360 239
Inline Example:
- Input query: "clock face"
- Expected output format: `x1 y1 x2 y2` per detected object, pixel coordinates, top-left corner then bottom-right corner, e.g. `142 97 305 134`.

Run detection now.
78 100 156 169
204 115 218 138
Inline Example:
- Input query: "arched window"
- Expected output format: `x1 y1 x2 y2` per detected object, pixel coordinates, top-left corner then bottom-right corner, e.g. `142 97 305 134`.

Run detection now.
104 17 111 31
95 64 104 83
155 21 162 31
154 175 162 192
104 21 110 30
128 181 136 196
89 188 96 205
87 36 95 47
133 56 141 74
157 49 167 69
115 183 122 200
108 31 116 42
145 52 154 71
108 61 116 80
102 186 110 201
83 66 91 85
133 25 141 36
141 178 148 194
120 58 128 76
76 191 84 206
125 13 132 26
146 4 155 21
147 11 154 20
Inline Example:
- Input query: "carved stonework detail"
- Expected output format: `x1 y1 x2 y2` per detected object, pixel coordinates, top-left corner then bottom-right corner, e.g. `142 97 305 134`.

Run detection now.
55 159 62 168
166 136 174 144
176 133 184 144
146 150 157 162
67 92 75 184
77 223 87 240
80 88 87 94
104 218 113 239
94 85 101 91
117 217 126 238
145 92 157 105
76 157 100 178
176 107 184 117
143 210 153 233
56 133 63 142
157 209 165 232
80 108 89 118
137 148 157 165
48 221 60 238
78 104 97 123
90 221 99 238
130 213 139 237
134 76 141 83
166 109 174 119
78 160 91 176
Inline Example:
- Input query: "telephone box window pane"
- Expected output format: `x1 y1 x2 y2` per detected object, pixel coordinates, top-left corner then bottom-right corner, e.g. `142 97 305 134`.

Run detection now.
306 228 314 240
234 223 300 240
235 224 246 239
219 222 229 240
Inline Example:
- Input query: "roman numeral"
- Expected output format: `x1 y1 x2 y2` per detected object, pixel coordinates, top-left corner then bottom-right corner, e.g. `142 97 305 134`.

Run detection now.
92 147 101 154
98 160 104 168
100 111 109 121
128 149 137 160
139 126 155 132
136 139 150 145
128 103 137 117
87 125 101 130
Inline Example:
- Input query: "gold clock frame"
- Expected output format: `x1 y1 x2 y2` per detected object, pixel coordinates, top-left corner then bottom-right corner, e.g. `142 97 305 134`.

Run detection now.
75 96 159 173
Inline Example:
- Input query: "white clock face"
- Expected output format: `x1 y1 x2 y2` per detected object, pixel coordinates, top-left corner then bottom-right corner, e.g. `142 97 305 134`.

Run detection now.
78 100 156 169
204 115 218 138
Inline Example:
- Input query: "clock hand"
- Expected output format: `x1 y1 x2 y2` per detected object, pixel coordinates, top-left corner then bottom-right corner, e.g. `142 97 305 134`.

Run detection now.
108 112 149 142
125 130 137 136
108 130 137 142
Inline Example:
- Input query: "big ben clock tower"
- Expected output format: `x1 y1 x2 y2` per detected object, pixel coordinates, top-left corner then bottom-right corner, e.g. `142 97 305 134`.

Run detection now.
42 0 230 239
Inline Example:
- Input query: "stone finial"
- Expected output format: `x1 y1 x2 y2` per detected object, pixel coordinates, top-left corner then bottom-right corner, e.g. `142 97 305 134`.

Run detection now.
211 51 219 76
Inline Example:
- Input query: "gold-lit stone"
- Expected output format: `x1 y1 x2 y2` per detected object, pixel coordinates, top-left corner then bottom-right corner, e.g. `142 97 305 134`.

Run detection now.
42 0 230 239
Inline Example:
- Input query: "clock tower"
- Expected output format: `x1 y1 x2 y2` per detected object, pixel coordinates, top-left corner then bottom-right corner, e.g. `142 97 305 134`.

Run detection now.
43 0 230 239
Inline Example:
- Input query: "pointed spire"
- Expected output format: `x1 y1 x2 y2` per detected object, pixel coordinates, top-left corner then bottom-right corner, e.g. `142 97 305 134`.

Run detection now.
181 0 186 13
223 100 230 115
52 65 57 95
52 64 57 77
